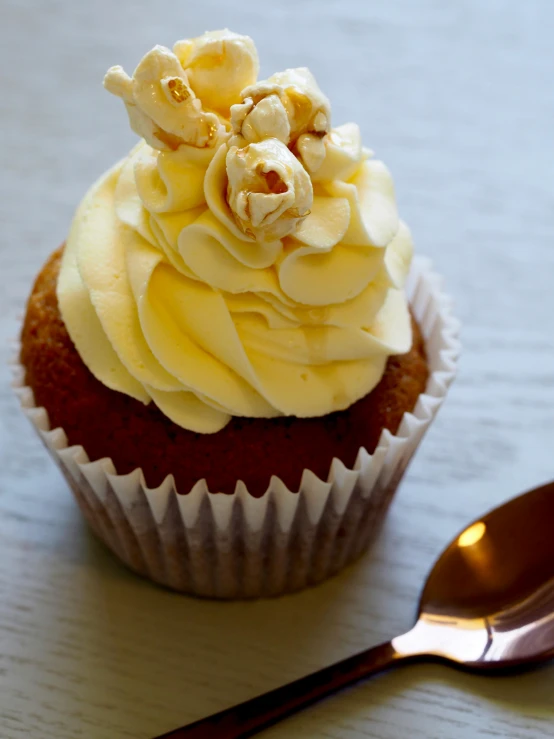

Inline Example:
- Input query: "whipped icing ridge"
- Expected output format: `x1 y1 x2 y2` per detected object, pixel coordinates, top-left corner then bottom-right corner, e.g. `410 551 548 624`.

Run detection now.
57 30 414 433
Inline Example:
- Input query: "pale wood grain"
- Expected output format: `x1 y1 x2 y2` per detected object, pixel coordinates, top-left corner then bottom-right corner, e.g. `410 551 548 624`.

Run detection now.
1 0 553 737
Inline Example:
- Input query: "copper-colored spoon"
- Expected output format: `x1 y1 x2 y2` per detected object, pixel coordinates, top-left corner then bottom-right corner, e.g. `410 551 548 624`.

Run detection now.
155 482 554 739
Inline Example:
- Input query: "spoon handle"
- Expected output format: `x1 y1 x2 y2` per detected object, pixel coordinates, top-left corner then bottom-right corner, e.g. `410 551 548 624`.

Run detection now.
154 639 414 739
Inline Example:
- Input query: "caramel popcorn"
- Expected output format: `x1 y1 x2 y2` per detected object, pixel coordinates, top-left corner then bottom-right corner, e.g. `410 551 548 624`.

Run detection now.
226 139 313 242
174 30 259 114
104 45 224 151
229 67 331 169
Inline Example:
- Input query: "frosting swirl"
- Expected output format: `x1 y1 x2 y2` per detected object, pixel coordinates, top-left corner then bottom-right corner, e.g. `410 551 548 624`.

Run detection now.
57 30 413 433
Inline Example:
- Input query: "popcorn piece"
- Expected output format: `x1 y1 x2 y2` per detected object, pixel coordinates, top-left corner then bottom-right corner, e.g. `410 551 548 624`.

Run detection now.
174 29 259 114
104 45 224 151
311 123 371 182
230 94 291 146
296 133 326 174
226 139 313 242
230 67 331 152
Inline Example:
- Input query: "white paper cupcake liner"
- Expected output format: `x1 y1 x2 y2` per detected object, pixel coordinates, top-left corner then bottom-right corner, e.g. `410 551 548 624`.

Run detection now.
12 257 460 598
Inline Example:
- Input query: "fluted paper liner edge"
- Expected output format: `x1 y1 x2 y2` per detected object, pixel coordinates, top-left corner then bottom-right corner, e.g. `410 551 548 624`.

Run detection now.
12 257 460 598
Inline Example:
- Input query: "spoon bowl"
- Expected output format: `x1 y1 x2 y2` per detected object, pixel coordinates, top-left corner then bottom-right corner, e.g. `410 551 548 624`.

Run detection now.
155 481 554 739
396 481 554 668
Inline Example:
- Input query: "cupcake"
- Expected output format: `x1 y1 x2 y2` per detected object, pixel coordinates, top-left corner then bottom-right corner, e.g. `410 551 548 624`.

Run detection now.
15 29 459 598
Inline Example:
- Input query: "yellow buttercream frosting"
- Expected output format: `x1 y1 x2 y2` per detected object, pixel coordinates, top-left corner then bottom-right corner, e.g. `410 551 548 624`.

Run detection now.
57 30 414 433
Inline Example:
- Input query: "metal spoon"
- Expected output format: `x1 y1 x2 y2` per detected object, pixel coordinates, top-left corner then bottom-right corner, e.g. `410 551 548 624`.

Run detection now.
155 481 554 739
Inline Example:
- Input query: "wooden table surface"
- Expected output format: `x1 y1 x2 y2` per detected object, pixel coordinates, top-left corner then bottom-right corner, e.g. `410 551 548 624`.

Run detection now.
1 1 553 737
